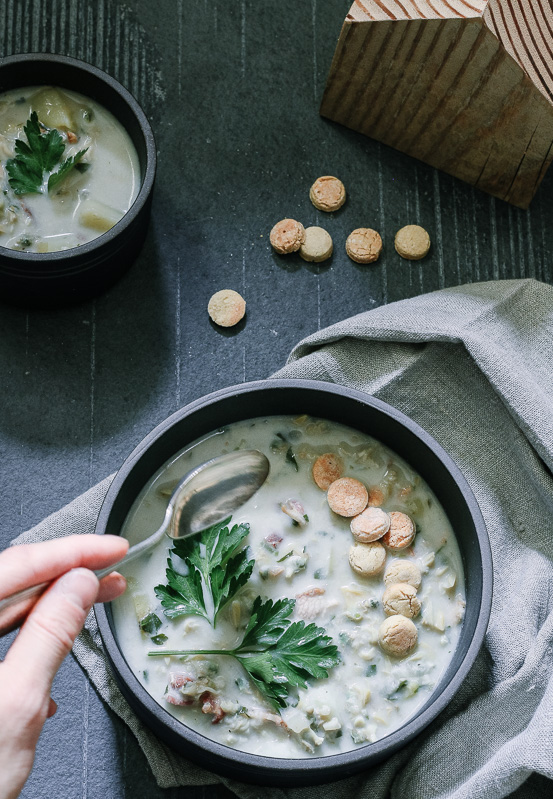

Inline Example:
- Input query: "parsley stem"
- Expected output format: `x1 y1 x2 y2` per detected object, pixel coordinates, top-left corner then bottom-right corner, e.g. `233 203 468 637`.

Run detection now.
146 597 340 711
147 649 237 658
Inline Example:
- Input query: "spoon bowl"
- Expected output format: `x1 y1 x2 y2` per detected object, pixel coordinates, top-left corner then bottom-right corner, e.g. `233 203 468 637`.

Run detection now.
0 449 270 631
95 449 270 579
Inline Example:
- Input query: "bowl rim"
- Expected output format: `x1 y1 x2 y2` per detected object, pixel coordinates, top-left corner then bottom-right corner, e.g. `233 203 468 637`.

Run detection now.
95 378 493 780
0 52 156 264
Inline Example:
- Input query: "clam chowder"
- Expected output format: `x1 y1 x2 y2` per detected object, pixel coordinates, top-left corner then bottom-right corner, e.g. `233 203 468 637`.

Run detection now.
0 86 140 253
112 415 465 758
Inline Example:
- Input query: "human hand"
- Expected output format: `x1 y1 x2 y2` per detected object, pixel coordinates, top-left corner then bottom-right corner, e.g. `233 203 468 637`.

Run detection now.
0 534 129 799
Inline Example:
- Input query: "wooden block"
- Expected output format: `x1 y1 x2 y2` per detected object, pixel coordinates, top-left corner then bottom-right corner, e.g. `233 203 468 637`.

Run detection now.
320 0 553 208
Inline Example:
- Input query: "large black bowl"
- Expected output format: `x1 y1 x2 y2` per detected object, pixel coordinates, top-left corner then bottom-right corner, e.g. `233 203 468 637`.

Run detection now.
95 379 492 786
0 53 156 306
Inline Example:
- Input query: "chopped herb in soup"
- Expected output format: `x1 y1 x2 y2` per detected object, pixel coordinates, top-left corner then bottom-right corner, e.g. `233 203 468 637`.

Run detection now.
0 86 139 252
112 415 465 758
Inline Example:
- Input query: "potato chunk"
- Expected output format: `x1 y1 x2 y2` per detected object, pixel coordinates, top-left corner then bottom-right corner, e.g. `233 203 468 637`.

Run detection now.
79 199 124 232
30 87 76 130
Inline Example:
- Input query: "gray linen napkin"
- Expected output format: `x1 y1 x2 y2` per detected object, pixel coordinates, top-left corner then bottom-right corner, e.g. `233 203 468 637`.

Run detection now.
12 278 553 798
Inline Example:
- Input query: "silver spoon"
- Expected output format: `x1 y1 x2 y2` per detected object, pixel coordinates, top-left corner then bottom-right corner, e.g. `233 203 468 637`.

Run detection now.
0 449 270 634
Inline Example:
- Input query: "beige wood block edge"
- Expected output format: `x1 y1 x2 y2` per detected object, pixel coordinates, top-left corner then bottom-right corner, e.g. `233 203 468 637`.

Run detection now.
322 1 553 207
348 0 486 23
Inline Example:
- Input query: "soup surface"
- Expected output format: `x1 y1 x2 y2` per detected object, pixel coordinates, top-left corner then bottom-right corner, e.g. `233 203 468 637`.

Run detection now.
0 86 140 253
112 415 465 758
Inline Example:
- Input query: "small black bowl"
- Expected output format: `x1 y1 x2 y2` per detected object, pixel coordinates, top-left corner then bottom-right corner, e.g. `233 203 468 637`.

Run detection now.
95 379 492 786
0 53 156 307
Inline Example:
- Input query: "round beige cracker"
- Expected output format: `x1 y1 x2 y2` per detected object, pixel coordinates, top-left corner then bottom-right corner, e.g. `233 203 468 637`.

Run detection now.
270 219 306 254
394 225 431 260
379 615 418 657
312 453 344 491
367 486 387 507
382 582 421 618
384 559 422 590
309 176 346 212
350 507 391 543
299 226 333 263
349 541 386 577
345 228 383 264
327 477 368 517
207 289 246 327
381 511 416 551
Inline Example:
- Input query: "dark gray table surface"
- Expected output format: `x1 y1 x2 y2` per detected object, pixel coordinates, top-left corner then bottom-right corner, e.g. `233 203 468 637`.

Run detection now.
1 0 553 797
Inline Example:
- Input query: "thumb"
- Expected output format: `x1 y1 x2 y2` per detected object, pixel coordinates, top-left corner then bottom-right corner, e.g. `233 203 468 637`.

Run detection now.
5 568 99 704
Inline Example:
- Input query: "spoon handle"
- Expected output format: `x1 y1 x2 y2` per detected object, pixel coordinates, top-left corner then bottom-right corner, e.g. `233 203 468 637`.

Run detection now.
0 523 167 635
94 525 166 579
0 581 51 635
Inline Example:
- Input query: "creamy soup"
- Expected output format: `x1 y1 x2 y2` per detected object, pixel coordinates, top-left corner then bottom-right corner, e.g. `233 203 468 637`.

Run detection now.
0 86 140 252
112 415 465 758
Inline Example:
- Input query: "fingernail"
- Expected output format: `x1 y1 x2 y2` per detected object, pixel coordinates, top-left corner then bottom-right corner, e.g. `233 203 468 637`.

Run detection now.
52 568 99 610
112 573 127 595
102 573 127 602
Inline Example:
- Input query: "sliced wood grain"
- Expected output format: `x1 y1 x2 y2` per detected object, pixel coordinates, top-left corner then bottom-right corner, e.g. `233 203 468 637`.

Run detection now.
321 0 553 207
350 0 486 22
483 0 553 101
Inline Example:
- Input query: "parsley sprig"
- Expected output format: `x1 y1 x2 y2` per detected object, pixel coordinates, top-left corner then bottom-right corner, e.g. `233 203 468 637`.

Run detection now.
154 517 254 627
148 596 340 709
48 150 88 191
6 112 87 195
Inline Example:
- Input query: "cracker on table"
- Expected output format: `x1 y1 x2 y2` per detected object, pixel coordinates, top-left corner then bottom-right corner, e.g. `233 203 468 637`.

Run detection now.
309 176 346 212
345 228 383 264
270 218 306 254
394 224 431 260
208 289 246 327
300 226 333 263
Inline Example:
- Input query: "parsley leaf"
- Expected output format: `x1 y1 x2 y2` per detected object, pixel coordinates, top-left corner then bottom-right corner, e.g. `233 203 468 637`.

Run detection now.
6 112 87 195
138 612 162 634
239 596 294 649
148 597 340 709
154 517 254 626
48 148 88 192
155 558 206 620
285 446 299 471
21 112 64 172
7 113 64 194
245 617 340 685
6 151 42 195
208 548 255 620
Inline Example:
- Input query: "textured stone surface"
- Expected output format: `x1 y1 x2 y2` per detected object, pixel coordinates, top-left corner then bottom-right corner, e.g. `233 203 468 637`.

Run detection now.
1 0 553 797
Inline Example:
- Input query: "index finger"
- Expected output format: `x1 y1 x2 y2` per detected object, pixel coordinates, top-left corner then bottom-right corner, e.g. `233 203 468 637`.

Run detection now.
0 535 129 599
